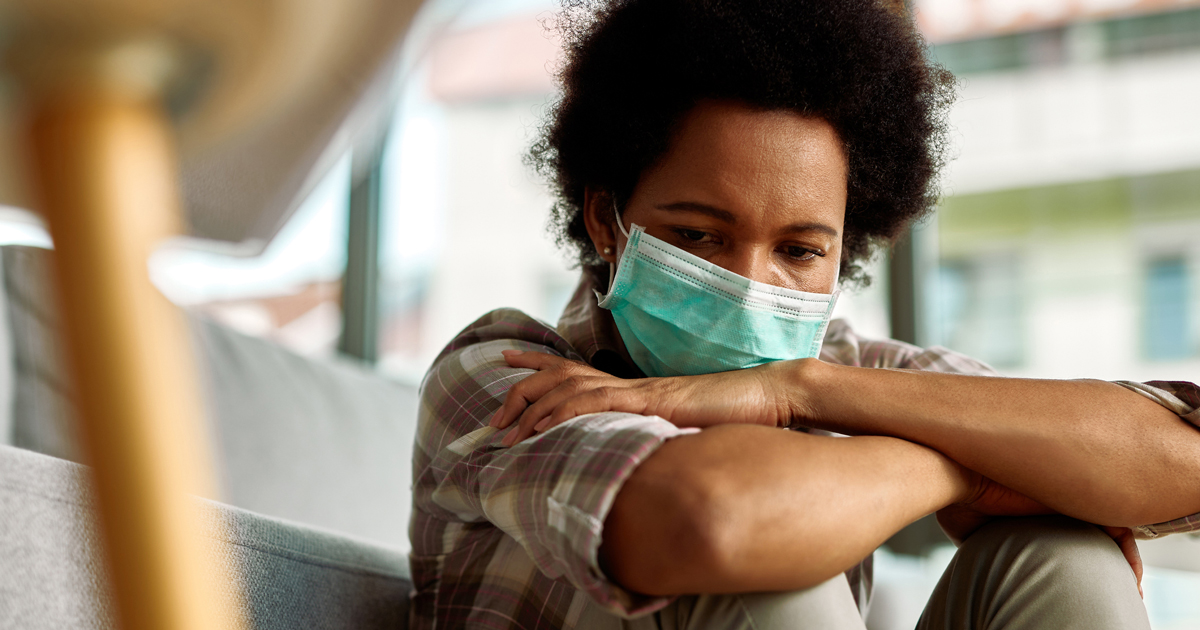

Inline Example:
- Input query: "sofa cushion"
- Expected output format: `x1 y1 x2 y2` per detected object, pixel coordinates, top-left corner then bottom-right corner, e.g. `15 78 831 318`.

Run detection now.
0 444 412 630
3 245 418 550
194 319 418 550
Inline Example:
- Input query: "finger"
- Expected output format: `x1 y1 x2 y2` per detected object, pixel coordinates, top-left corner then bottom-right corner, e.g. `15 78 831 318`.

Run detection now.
501 423 525 447
504 417 542 447
492 366 583 429
535 387 621 432
502 350 569 371
492 352 592 429
508 378 599 444
491 375 531 429
503 393 564 446
1103 526 1143 597
1122 535 1143 599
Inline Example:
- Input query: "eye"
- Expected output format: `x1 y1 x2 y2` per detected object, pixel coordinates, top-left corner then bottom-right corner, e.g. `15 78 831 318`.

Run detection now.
782 245 825 261
668 227 719 249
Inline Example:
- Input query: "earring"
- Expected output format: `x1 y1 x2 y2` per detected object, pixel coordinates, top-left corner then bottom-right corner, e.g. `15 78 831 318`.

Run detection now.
603 246 613 256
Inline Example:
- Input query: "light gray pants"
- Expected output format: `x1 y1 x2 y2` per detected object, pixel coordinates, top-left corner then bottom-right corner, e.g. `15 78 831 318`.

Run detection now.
587 516 1150 630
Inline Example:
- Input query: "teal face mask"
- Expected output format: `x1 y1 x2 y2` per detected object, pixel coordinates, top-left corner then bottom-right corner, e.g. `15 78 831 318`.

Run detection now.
596 217 839 378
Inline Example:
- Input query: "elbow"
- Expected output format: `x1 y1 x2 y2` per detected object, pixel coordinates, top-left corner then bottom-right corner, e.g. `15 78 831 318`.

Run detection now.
600 428 863 595
600 456 756 596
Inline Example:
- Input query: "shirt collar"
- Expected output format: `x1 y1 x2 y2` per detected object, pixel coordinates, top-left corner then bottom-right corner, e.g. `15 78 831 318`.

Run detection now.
556 270 644 378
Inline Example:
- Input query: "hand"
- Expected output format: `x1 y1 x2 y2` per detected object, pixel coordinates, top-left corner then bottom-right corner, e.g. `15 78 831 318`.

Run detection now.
937 473 1143 596
1100 525 1144 599
490 350 795 446
936 473 1053 546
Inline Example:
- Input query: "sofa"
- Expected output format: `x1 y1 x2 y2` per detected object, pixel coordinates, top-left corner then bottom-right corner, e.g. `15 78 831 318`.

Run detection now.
0 245 419 629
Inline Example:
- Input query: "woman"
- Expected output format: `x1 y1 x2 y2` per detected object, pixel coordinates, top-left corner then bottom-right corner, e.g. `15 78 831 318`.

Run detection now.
409 1 1200 628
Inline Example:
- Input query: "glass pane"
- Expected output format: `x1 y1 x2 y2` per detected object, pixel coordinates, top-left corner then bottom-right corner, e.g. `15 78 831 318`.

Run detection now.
1144 258 1192 361
1106 8 1200 58
927 255 1024 368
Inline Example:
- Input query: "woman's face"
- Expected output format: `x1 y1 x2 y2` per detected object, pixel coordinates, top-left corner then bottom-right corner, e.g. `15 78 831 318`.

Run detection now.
585 100 847 294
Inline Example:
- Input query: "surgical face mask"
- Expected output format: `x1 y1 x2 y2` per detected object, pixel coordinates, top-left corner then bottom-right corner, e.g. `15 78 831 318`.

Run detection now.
596 210 839 377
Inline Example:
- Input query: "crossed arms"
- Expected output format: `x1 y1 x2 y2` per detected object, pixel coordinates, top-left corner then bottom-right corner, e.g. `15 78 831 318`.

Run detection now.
492 351 1200 596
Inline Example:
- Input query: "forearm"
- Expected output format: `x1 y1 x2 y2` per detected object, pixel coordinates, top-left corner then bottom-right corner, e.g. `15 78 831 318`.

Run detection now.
601 424 967 596
792 360 1200 526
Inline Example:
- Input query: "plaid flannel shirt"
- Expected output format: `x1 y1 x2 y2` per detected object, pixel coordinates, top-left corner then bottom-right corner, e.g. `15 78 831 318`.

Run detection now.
409 277 1200 629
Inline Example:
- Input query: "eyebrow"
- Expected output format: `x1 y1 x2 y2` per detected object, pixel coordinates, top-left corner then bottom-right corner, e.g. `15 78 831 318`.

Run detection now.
656 202 840 238
780 221 840 239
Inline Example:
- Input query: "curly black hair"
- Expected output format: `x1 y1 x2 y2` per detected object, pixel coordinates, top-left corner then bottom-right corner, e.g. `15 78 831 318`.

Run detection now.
528 0 956 285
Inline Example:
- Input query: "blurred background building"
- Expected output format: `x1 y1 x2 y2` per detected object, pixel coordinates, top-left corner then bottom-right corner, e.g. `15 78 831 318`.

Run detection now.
137 0 1200 388
23 0 1190 626
919 0 1200 384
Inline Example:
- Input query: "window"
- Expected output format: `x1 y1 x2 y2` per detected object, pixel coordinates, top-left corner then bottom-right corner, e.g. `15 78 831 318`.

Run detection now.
928 255 1024 369
1106 8 1200 59
1143 257 1193 361
374 2 574 381
926 7 1200 75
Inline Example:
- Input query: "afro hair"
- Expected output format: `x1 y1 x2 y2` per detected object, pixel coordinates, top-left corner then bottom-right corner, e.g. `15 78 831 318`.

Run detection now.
528 0 956 285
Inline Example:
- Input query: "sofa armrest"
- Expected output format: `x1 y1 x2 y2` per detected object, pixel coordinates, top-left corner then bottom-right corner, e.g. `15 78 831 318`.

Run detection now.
0 444 411 630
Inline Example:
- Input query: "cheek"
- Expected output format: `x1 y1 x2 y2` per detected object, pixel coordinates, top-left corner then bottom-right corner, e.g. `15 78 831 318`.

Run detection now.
762 258 834 294
799 262 841 294
780 248 841 294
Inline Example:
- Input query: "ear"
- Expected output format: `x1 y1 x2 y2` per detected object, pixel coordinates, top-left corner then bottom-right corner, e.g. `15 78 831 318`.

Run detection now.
583 187 619 264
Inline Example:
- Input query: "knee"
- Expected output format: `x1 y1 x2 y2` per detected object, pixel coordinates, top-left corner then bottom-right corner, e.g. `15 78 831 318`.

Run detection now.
968 515 1112 548
928 517 1148 630
667 578 867 630
962 515 1127 574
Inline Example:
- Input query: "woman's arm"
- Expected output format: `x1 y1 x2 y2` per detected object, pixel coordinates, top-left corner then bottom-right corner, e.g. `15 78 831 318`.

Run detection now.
790 360 1200 528
601 424 980 595
497 351 1200 528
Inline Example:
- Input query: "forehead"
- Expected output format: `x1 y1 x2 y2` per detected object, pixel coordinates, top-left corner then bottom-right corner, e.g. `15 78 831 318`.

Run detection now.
636 100 848 228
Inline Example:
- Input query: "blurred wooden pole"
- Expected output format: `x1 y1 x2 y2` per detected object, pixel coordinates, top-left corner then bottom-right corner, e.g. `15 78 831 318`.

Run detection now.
27 84 243 630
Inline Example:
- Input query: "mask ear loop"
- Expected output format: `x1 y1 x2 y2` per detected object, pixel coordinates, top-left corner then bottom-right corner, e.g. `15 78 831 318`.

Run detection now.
604 198 633 291
612 199 632 239
607 198 632 292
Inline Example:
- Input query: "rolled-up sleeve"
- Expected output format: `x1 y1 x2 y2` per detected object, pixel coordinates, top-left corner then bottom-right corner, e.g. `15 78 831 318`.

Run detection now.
415 337 695 617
